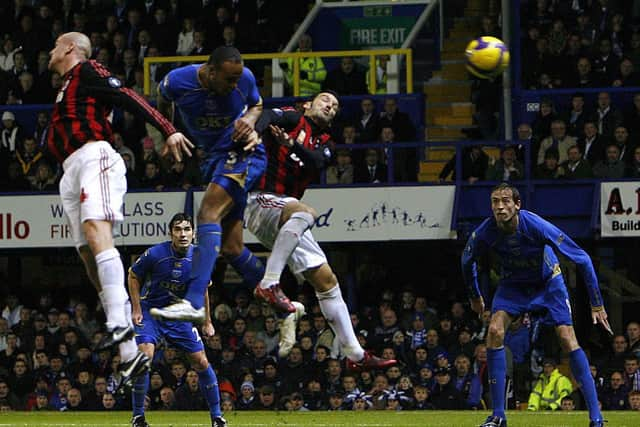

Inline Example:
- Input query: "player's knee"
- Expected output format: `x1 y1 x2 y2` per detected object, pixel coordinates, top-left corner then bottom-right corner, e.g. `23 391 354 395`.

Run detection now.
190 353 209 371
220 240 243 259
488 322 505 341
281 202 317 224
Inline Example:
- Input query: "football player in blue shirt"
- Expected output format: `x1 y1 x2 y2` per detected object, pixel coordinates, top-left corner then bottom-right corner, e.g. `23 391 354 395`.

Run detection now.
128 213 225 427
462 183 611 427
150 46 266 322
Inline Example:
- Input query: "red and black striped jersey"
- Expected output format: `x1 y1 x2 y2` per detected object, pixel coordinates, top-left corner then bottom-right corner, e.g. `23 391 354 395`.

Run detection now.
255 108 332 199
47 60 176 162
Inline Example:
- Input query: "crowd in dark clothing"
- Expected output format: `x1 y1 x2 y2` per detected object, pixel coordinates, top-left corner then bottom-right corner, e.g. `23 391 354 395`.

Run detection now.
1 286 639 412
521 0 640 90
0 0 314 106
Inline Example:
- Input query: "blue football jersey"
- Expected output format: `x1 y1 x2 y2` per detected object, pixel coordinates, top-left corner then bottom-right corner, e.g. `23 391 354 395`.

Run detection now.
462 210 603 308
158 64 261 154
130 241 193 308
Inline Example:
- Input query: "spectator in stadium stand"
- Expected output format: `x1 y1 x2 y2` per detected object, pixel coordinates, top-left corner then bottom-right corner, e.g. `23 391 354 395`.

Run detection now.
255 385 277 410
15 135 44 178
174 370 208 410
612 126 636 165
531 99 556 140
283 34 326 97
486 146 524 181
626 146 640 177
559 145 593 179
534 148 563 179
0 380 21 410
326 149 354 185
629 390 640 410
322 56 368 96
527 358 573 411
122 48 138 87
592 91 624 138
156 385 175 410
355 98 381 143
628 321 640 359
452 354 482 409
431 366 465 409
380 126 418 182
439 145 489 183
612 58 640 87
378 97 416 142
537 119 577 165
100 392 117 411
622 354 640 392
29 161 58 191
176 18 195 56
592 38 620 83
560 93 588 139
355 148 387 184
571 57 603 88
236 381 257 410
65 388 85 411
593 143 626 179
601 371 629 410
559 33 584 86
577 120 607 166
189 30 208 56
1 111 23 157
149 8 177 56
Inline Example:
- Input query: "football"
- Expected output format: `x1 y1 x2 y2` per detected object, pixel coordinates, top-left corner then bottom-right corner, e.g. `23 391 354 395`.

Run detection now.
465 36 510 79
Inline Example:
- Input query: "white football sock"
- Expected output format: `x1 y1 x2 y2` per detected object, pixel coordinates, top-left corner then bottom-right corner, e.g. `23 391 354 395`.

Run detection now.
316 284 365 362
261 211 315 288
95 248 128 329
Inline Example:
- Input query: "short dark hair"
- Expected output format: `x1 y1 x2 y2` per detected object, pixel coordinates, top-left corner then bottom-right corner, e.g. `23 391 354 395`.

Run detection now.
491 183 521 204
169 213 193 230
208 46 242 68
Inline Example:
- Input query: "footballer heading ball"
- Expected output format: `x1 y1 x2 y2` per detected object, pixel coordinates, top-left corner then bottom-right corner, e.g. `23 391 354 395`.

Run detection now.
465 36 510 79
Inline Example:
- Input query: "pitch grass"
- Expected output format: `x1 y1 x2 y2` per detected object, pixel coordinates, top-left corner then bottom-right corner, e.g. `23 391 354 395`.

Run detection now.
1 411 639 427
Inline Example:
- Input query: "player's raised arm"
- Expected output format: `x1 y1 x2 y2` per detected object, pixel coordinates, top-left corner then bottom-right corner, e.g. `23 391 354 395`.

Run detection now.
461 230 485 315
530 213 603 308
233 68 263 151
529 213 612 333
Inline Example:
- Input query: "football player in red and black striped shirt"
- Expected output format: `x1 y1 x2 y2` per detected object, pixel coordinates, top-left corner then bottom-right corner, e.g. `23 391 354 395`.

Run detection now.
246 91 396 370
47 32 193 388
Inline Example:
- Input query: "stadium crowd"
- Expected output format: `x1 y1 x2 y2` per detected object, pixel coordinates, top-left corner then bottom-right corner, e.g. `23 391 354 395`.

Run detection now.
0 286 639 412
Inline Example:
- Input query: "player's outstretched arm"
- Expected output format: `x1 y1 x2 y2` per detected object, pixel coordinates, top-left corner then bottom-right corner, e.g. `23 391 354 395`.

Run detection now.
127 269 144 326
202 287 215 337
461 231 485 317
532 213 612 334
162 132 194 162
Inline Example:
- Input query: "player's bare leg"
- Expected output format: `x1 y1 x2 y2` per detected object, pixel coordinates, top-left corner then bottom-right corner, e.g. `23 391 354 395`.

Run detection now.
80 220 149 389
255 201 315 313
480 310 512 427
556 324 605 426
151 183 233 322
221 218 265 290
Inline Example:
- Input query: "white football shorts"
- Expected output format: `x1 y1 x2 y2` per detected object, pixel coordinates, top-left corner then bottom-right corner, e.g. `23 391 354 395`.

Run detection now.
59 140 126 248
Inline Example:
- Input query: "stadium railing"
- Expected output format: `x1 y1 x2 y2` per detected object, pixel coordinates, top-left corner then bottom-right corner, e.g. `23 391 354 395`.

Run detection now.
142 48 414 97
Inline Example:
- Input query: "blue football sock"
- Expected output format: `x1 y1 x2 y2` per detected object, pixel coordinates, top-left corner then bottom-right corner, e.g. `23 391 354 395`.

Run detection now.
198 365 222 419
185 223 222 309
132 370 149 417
228 246 265 286
570 348 602 422
487 346 507 419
